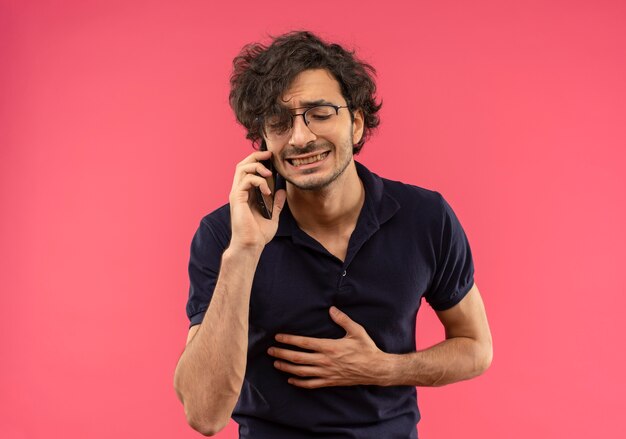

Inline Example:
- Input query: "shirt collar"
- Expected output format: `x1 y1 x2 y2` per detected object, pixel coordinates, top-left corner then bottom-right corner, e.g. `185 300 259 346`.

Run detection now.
275 161 400 238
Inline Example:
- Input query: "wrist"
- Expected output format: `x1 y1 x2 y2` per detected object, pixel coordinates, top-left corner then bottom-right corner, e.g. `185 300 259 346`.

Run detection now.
372 352 398 387
223 242 264 261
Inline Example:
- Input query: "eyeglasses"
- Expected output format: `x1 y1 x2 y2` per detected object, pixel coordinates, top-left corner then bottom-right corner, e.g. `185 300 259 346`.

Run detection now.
263 104 350 142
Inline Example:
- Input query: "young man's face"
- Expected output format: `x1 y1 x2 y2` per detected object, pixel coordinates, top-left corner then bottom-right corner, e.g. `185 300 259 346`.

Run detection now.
263 69 364 191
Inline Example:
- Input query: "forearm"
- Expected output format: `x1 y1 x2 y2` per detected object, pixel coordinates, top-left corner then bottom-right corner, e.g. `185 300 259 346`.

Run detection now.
174 245 262 433
377 336 493 387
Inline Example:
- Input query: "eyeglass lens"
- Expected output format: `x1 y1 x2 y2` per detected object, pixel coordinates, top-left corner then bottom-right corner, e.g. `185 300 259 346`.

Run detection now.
265 105 343 141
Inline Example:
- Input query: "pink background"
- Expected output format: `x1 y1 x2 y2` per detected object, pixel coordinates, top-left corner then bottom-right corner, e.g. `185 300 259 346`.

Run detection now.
2 0 625 437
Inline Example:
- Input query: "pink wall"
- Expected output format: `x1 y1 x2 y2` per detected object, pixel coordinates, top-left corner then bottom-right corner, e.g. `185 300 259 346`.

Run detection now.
2 0 625 437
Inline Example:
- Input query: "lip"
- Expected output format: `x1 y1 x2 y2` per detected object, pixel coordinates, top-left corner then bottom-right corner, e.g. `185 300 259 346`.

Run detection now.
286 150 331 170
285 150 331 160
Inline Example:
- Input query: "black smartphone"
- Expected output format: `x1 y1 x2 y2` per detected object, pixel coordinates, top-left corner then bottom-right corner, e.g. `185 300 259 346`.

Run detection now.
254 140 277 219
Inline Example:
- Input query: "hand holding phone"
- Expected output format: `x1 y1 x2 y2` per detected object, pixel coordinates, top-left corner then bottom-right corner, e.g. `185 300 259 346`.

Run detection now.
228 147 285 251
253 157 275 219
253 142 277 219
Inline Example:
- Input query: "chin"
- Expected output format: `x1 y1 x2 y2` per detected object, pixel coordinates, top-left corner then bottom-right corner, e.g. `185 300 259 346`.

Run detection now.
289 178 335 191
286 164 348 191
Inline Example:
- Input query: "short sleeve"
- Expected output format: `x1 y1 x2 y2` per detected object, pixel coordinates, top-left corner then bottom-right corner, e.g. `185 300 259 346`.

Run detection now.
186 212 231 328
424 194 475 311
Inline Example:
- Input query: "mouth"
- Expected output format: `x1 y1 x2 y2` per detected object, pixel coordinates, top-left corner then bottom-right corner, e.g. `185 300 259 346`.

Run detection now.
286 151 330 167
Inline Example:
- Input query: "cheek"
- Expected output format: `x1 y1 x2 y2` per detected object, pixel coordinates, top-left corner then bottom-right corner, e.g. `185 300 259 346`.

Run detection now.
267 144 285 160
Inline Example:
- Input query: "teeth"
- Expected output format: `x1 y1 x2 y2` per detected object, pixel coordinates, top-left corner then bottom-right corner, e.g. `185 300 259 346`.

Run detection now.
291 152 329 167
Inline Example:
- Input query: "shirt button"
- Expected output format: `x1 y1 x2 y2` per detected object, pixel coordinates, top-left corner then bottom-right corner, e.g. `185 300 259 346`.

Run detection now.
342 270 347 277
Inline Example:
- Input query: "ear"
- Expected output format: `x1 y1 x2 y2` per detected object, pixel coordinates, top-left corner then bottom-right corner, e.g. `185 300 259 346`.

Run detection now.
352 109 364 145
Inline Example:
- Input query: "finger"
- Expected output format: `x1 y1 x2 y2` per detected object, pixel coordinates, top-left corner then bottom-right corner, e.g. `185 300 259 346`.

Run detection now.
329 307 365 336
238 174 271 195
230 174 271 205
273 361 325 378
236 150 272 167
287 378 333 389
275 333 332 352
236 162 273 179
271 189 287 220
267 346 326 365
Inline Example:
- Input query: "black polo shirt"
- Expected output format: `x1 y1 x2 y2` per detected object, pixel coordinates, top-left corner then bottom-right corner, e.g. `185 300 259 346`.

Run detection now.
186 161 475 438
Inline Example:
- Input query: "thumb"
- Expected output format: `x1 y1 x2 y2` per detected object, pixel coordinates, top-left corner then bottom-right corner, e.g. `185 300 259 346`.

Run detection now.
271 189 287 221
329 306 364 336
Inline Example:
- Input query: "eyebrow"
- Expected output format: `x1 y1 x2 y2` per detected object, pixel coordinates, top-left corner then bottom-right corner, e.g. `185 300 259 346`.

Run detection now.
291 99 338 109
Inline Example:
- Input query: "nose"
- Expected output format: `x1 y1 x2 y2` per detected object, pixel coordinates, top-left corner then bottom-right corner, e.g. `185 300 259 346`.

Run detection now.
288 114 317 147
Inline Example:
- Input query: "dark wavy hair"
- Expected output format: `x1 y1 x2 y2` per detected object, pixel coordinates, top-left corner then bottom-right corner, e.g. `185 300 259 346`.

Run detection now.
229 31 382 154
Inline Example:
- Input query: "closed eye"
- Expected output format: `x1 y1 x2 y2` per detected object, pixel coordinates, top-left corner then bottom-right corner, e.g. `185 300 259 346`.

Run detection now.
310 114 332 121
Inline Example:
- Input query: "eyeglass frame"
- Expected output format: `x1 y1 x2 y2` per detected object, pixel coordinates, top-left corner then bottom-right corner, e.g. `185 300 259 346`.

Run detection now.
262 104 351 139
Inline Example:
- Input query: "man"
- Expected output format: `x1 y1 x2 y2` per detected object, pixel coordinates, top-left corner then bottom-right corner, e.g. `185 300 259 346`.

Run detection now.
174 31 492 438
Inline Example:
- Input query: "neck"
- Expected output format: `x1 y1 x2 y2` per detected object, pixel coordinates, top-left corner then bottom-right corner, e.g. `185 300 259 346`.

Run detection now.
286 161 365 234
